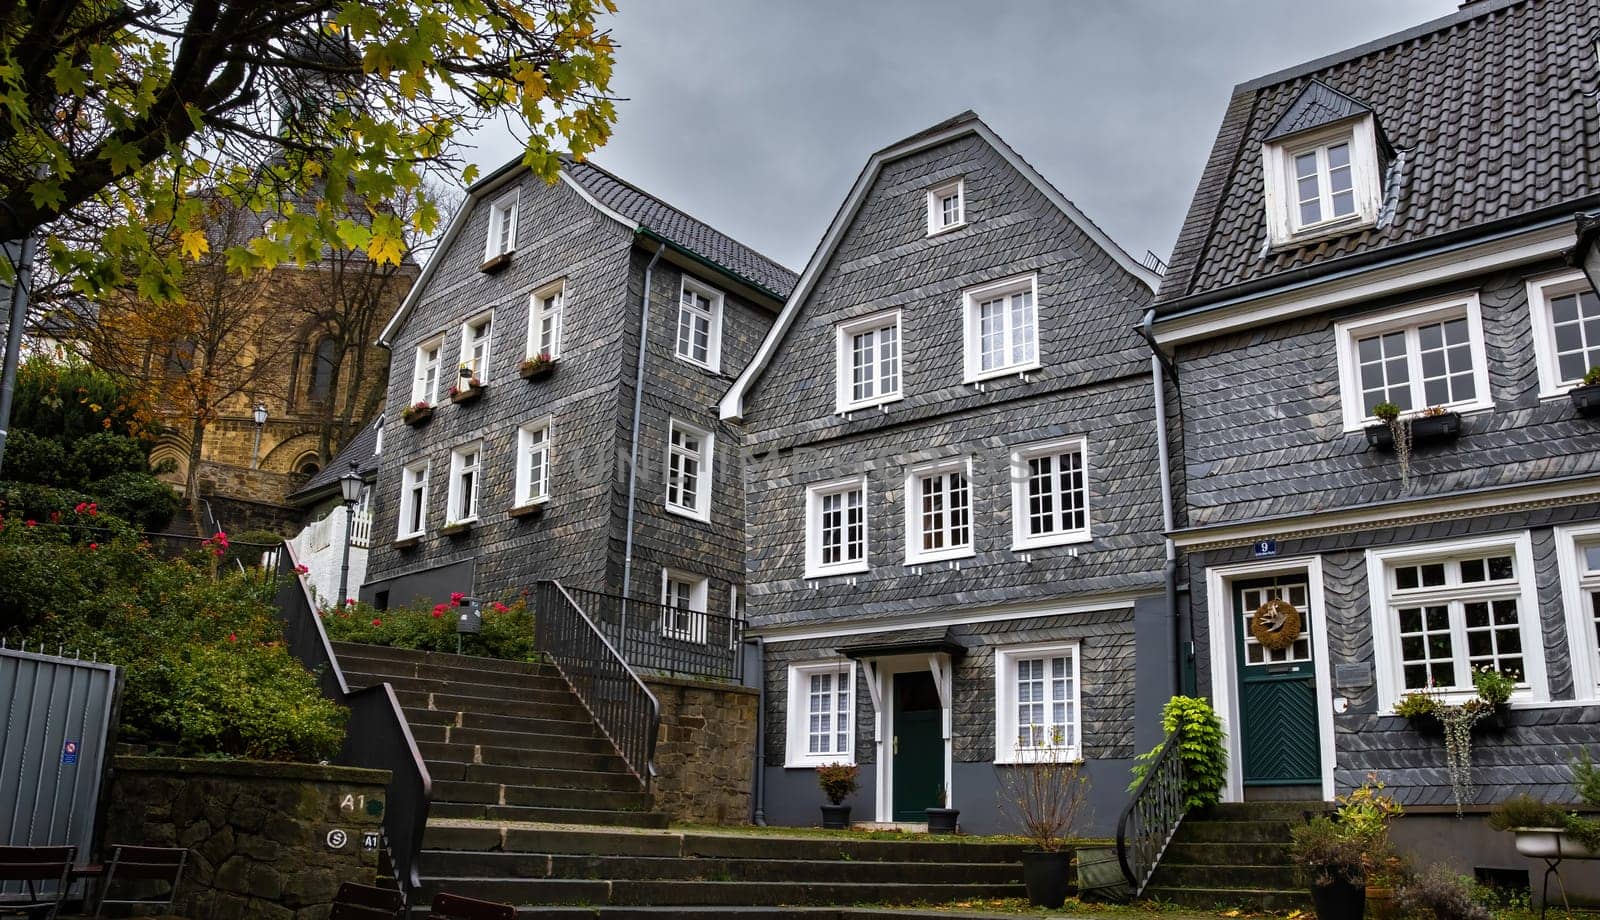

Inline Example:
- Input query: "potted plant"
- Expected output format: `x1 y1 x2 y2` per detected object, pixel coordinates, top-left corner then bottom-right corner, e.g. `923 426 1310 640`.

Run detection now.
519 352 556 381
925 785 959 834
1569 366 1600 416
1393 668 1517 815
401 400 432 427
816 762 857 830
449 367 485 404
1488 755 1600 861
1290 776 1401 920
999 743 1088 908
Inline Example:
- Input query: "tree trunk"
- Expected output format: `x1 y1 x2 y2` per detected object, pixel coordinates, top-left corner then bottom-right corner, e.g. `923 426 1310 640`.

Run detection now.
185 413 207 537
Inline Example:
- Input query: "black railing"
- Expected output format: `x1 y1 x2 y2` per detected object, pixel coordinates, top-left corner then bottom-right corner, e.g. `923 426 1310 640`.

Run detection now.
559 585 743 682
274 544 432 902
535 581 660 789
1116 728 1187 897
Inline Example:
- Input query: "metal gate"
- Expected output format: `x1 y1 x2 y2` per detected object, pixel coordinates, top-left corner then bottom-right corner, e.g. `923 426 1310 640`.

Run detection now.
0 644 122 895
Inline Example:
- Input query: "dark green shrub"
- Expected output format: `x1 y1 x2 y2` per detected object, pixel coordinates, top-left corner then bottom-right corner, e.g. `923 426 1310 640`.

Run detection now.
65 432 150 485
1128 695 1228 809
1290 816 1368 887
1488 794 1569 831
1394 864 1492 920
86 472 179 532
11 356 152 444
3 431 65 486
0 481 97 528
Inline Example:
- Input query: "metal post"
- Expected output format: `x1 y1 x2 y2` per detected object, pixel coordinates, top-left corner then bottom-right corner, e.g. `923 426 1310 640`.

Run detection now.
0 234 38 478
336 501 355 606
251 425 263 469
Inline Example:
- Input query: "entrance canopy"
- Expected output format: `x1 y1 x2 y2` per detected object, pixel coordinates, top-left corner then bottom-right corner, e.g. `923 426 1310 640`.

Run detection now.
834 627 965 662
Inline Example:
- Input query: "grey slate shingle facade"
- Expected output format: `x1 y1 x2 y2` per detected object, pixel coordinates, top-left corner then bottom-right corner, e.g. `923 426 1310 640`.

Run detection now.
362 158 794 612
728 114 1170 835
1155 0 1600 837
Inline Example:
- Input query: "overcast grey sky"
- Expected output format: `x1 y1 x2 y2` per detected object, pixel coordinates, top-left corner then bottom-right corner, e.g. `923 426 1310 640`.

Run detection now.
465 1 1459 272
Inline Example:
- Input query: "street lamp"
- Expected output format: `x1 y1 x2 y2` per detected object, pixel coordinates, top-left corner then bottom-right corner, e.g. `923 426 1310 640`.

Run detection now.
335 461 364 607
250 403 268 469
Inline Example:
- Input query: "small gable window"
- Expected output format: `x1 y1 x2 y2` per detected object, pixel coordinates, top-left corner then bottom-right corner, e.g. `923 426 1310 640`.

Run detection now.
926 178 965 235
1261 81 1389 248
484 191 518 261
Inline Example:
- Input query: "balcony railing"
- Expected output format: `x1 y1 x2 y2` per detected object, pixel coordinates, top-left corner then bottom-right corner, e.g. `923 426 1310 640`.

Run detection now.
557 585 744 682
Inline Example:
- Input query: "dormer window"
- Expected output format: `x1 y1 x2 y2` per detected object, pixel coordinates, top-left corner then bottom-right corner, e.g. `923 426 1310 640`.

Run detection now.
1260 81 1389 248
926 178 965 235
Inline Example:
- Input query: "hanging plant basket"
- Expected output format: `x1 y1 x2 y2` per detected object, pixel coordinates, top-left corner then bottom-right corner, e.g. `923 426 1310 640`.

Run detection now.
1569 383 1600 417
1365 411 1460 451
1405 702 1510 736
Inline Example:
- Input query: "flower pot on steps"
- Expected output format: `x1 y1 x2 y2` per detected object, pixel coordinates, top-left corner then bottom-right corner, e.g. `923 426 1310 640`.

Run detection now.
924 807 959 834
1021 850 1072 909
1309 878 1365 920
819 804 851 830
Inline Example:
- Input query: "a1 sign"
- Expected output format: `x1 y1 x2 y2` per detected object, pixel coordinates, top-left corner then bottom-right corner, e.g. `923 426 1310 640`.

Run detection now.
1253 539 1278 558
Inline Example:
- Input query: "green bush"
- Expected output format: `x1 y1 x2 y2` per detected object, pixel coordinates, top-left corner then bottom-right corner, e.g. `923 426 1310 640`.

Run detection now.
65 432 150 484
1128 695 1228 809
3 431 66 485
87 471 179 532
6 513 345 761
320 595 535 660
11 356 152 445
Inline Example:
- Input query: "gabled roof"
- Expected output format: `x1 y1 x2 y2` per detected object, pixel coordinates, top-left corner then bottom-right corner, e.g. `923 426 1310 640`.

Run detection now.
378 156 797 346
1262 80 1373 143
718 111 1162 420
1155 0 1600 313
286 415 382 506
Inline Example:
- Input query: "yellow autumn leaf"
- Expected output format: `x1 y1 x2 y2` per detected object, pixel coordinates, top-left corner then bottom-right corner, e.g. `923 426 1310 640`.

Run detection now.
179 228 209 260
366 231 404 266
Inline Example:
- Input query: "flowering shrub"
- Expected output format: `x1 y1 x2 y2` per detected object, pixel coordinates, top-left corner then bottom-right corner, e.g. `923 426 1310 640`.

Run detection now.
319 594 535 660
3 511 345 761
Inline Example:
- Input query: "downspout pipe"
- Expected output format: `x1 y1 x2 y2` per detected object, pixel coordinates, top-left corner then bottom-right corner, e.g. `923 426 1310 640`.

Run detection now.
620 243 665 616
752 635 768 826
1140 309 1182 696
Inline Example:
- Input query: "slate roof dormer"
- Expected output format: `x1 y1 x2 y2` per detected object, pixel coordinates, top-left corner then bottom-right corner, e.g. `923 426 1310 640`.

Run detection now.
1263 79 1391 156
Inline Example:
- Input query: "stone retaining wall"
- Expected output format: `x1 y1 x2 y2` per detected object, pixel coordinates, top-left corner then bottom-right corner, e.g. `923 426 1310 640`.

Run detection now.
103 756 390 920
645 675 757 825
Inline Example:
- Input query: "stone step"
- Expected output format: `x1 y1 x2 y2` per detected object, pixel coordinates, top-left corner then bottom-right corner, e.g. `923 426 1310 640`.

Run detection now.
394 689 591 722
1148 862 1300 890
1142 884 1311 912
426 761 641 791
424 825 682 857
417 741 629 774
410 723 615 754
420 851 1023 885
403 707 602 739
415 877 1025 908
428 779 653 813
428 803 671 828
410 910 1081 920
347 670 579 706
1200 801 1327 821
1163 841 1291 866
336 652 573 692
1171 819 1294 844
331 642 557 678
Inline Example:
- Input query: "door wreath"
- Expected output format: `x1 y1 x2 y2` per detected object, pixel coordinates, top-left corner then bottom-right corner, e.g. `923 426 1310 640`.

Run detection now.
1250 598 1302 651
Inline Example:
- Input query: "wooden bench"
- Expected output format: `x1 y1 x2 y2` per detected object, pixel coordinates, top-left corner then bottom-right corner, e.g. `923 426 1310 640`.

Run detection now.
328 881 404 919
0 845 76 920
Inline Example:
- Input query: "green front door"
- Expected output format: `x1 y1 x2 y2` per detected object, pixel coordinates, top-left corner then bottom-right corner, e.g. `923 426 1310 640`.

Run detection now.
1233 576 1321 786
892 671 943 821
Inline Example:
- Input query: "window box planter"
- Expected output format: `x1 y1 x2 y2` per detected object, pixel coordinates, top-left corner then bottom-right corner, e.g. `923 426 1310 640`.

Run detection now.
438 521 472 538
1568 383 1600 417
479 251 512 273
519 356 556 382
1364 411 1461 451
449 382 485 405
401 404 433 428
1404 701 1510 736
508 503 546 520
1512 828 1600 860
392 535 421 550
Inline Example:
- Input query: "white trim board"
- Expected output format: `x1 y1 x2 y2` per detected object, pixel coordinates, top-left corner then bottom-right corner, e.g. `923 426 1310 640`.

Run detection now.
719 113 1161 421
1556 522 1600 702
753 592 1143 644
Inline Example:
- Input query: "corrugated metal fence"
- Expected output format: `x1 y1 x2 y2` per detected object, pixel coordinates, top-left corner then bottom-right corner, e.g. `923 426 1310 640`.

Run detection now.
0 644 121 896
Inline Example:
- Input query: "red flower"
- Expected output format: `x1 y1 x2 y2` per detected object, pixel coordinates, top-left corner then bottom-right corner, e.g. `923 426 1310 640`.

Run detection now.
294 564 309 575
431 604 446 618
345 598 356 606
87 503 96 516
450 591 466 604
88 543 98 550
25 520 36 528
227 632 237 643
371 618 382 626
49 511 60 523
491 602 509 614
73 502 87 514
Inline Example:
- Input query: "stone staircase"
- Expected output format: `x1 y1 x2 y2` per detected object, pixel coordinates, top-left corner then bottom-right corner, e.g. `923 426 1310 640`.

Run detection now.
1142 801 1323 912
331 642 1030 918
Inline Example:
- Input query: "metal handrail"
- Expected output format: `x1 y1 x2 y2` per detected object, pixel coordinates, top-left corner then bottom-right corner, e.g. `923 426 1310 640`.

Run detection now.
535 581 660 790
558 584 743 682
1116 728 1187 897
274 542 432 902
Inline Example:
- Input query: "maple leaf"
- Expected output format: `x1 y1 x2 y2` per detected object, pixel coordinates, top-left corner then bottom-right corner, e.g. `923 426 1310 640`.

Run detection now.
179 228 209 260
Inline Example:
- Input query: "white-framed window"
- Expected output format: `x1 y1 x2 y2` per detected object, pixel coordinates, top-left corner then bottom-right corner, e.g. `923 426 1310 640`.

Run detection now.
835 310 902 413
926 178 965 235
397 460 430 539
1367 533 1547 707
411 335 443 406
446 442 482 525
1555 523 1600 700
484 191 518 260
994 641 1082 764
1010 437 1090 550
1334 294 1493 430
528 280 565 361
904 457 973 565
664 419 714 521
1262 117 1382 246
659 569 708 643
785 661 855 766
675 277 724 372
1527 270 1600 397
963 274 1039 382
805 475 869 578
514 419 551 507
459 312 493 383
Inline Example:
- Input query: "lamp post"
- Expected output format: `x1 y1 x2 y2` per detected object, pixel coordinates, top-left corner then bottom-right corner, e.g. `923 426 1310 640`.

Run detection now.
250 403 268 469
335 461 364 607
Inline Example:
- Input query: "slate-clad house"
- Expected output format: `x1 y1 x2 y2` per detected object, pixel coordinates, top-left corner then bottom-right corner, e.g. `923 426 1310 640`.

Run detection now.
720 113 1174 834
364 157 796 617
1152 0 1600 871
